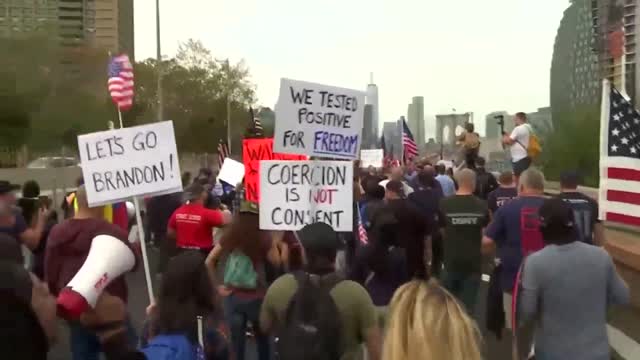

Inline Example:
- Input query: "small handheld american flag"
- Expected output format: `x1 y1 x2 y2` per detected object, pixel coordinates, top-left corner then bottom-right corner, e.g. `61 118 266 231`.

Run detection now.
108 54 134 111
357 206 368 244
217 140 230 170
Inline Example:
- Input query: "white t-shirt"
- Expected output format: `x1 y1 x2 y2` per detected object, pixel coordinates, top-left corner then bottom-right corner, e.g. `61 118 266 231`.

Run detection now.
509 123 531 162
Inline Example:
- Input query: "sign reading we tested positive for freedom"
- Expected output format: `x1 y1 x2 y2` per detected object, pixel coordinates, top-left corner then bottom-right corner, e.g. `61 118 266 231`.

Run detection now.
77 121 182 207
274 78 365 160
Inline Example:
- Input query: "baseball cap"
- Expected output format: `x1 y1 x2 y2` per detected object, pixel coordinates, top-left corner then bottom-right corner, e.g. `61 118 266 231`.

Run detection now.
539 198 574 230
298 222 343 252
239 200 259 214
0 180 20 195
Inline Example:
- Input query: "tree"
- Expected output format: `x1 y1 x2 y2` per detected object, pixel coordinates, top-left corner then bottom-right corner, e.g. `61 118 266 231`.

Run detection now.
543 105 600 187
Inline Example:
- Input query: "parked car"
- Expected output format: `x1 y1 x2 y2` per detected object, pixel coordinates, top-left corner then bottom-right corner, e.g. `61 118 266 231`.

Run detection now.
26 156 79 169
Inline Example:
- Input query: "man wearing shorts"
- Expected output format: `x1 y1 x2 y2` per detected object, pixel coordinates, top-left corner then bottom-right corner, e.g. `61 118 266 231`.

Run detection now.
502 112 532 183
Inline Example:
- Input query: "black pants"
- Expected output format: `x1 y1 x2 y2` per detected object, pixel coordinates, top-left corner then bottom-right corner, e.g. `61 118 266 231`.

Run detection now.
465 148 479 169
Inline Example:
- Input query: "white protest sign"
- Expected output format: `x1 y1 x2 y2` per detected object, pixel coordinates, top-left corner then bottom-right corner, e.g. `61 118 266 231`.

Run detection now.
274 78 365 160
217 158 245 187
259 160 353 232
360 149 384 168
77 121 182 207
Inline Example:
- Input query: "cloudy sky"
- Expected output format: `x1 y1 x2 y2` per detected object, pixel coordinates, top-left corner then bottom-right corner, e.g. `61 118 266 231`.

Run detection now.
134 0 569 137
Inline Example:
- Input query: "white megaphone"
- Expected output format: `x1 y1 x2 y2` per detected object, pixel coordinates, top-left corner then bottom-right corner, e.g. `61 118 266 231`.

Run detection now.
56 234 136 320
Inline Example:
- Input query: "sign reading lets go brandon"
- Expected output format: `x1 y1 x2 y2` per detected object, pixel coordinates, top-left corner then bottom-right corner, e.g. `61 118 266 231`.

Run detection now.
274 78 365 160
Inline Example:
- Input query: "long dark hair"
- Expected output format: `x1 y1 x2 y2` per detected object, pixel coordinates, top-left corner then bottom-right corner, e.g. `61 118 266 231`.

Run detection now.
219 212 265 261
154 252 216 342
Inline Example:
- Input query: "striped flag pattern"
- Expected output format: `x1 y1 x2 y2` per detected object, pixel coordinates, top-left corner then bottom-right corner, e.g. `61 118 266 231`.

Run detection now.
599 80 640 227
108 54 134 111
217 140 230 170
357 207 368 244
402 117 418 162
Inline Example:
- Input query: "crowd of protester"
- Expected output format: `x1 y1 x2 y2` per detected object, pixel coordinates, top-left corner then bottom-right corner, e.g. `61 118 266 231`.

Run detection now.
0 140 633 360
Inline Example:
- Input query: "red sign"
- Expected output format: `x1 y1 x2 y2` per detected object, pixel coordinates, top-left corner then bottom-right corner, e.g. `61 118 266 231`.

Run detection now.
243 138 306 202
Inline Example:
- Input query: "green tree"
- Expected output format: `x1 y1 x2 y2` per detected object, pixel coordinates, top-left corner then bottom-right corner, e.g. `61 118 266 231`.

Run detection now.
543 105 600 187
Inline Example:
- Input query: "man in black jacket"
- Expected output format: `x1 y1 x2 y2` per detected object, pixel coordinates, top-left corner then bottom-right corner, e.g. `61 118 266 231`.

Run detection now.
474 157 498 200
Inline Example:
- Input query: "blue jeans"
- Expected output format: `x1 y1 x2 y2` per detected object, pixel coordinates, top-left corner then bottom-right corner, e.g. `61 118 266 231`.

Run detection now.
69 318 138 360
441 271 481 314
223 294 270 360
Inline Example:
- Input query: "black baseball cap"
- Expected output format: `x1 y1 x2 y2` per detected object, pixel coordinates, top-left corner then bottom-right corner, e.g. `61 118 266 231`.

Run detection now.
298 222 344 252
0 180 20 195
539 198 574 230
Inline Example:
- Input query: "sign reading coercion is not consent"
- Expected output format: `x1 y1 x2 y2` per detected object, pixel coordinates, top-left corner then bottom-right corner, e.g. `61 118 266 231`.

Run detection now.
274 78 365 160
77 121 182 207
259 160 353 232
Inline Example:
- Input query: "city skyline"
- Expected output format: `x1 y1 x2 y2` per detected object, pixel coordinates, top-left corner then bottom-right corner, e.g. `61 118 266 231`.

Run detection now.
132 0 569 136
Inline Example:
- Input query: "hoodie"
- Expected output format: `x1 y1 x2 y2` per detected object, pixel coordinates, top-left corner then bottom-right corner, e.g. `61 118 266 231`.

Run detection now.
44 218 137 302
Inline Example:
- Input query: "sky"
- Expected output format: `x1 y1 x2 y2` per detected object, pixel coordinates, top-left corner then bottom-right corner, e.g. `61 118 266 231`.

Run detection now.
134 0 570 137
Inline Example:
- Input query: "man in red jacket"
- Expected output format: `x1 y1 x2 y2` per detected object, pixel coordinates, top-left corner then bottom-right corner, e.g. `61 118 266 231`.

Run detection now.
45 185 138 360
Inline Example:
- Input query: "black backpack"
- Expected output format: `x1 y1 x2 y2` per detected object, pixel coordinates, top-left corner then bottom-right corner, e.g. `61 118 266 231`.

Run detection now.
277 271 344 360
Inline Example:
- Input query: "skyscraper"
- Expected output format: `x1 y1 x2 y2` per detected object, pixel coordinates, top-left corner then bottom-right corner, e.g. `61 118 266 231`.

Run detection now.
407 96 425 150
365 73 379 142
1 0 134 55
362 104 375 149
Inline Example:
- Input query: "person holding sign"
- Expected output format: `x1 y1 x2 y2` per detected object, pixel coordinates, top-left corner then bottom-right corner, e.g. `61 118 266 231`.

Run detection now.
167 183 232 257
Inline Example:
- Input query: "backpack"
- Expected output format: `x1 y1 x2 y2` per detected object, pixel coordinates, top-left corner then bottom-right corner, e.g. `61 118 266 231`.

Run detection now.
278 272 344 360
141 334 205 360
223 250 258 289
516 125 542 159
464 132 481 150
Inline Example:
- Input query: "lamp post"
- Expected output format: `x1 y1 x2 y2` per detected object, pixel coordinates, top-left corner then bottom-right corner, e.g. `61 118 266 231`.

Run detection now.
156 0 163 122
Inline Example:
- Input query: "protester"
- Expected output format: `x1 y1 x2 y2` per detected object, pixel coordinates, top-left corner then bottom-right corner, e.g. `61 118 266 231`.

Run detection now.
457 122 480 170
519 198 630 360
260 222 382 360
45 185 138 360
377 180 429 278
146 190 182 274
0 180 47 252
483 168 546 330
408 169 444 276
487 171 518 216
555 171 604 246
378 166 414 196
359 178 386 230
17 180 57 278
143 251 230 360
435 164 456 197
502 112 533 182
383 280 482 360
439 169 489 312
167 183 231 257
350 206 409 309
473 157 498 200
205 201 281 360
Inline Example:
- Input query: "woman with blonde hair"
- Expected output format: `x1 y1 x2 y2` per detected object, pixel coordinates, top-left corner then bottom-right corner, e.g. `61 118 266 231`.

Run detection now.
383 280 483 360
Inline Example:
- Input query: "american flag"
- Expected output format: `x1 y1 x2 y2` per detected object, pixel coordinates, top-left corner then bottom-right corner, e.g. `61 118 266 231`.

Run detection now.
217 140 230 170
357 207 368 244
108 54 134 111
599 81 640 227
402 117 418 162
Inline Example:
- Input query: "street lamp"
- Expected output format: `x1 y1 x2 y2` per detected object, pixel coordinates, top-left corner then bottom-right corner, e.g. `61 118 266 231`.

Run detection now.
156 0 163 122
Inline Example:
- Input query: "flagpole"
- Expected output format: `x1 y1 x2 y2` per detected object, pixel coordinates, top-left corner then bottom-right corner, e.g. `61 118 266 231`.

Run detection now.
116 108 155 304
156 0 164 122
598 79 611 221
226 59 232 151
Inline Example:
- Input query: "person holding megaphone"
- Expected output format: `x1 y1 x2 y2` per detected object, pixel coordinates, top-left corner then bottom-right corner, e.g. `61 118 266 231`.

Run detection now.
45 185 139 360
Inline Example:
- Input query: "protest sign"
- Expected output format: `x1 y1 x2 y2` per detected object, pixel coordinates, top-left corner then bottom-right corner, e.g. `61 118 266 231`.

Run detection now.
217 158 245 187
259 160 353 232
274 78 365 160
360 149 384 168
243 138 306 202
77 121 182 207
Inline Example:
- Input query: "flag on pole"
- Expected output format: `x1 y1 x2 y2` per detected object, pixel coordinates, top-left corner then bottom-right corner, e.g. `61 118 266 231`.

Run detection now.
217 140 230 170
402 117 418 163
598 80 640 227
108 54 134 111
